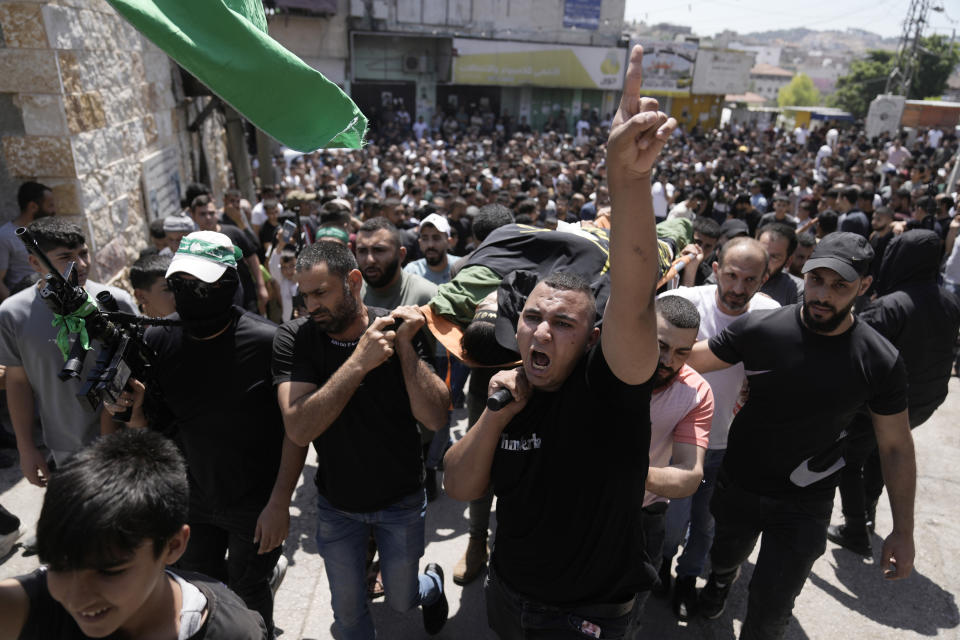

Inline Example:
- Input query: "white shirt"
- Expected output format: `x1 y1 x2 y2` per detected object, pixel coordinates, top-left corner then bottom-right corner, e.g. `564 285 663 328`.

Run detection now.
651 181 675 220
660 285 780 450
927 128 943 149
794 126 808 146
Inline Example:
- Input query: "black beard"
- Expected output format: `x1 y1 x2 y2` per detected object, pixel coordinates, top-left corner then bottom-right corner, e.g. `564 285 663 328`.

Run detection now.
802 298 855 333
424 251 444 267
653 364 679 389
363 258 400 289
310 284 360 334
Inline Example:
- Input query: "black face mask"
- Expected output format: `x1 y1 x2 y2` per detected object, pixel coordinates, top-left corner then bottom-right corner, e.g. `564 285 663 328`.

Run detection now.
169 272 239 338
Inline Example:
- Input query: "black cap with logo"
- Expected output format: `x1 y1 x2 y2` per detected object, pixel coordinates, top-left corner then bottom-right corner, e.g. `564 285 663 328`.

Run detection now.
801 231 874 282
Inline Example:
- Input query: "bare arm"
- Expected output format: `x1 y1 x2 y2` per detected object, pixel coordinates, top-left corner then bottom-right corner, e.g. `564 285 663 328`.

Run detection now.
6 366 48 486
646 442 705 499
686 339 734 375
0 579 29 640
392 306 450 431
871 408 916 580
603 45 678 384
278 315 398 446
254 435 309 554
444 368 530 501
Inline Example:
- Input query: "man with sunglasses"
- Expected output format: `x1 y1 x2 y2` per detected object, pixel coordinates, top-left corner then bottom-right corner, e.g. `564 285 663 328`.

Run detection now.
113 231 305 637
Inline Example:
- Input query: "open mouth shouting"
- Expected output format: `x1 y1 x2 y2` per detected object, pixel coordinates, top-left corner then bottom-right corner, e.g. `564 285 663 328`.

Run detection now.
530 349 551 372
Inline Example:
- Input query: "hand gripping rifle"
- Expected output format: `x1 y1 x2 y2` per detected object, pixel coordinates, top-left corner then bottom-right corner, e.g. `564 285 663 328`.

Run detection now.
17 227 179 420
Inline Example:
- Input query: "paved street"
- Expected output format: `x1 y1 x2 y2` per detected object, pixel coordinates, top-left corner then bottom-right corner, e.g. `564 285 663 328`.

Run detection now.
2 378 959 639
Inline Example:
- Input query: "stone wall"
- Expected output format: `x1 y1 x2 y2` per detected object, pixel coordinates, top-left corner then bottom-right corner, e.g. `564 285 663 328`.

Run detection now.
0 0 210 284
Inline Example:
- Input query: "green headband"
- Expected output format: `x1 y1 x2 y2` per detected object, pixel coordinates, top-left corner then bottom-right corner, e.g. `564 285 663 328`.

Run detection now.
176 236 242 267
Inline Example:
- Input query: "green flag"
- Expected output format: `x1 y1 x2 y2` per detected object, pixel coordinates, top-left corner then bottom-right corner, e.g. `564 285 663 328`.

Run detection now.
106 0 366 151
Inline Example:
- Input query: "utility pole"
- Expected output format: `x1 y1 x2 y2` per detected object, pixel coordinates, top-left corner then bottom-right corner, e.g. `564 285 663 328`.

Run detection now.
886 0 931 96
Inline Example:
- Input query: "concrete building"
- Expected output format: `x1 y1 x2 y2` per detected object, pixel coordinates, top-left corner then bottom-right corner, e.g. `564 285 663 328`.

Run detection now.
267 0 628 132
0 0 227 284
750 63 794 105
729 43 780 67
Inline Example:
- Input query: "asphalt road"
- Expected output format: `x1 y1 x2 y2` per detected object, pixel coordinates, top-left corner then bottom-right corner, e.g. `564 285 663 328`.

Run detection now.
2 378 959 639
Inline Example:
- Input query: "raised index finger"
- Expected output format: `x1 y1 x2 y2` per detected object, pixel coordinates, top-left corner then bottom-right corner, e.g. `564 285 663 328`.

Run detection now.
618 45 645 115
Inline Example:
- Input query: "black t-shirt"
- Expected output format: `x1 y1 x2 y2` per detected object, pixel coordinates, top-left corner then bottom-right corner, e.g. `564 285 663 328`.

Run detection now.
491 343 654 607
219 225 260 312
271 308 431 512
15 568 267 640
144 308 283 516
709 304 907 498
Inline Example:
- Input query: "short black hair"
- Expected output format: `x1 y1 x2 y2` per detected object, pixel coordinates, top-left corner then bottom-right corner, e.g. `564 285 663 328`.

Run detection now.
817 210 839 234
657 295 700 329
841 187 860 205
692 216 721 239
182 182 210 208
148 217 166 240
472 204 514 242
539 271 596 321
915 195 934 215
797 231 816 248
516 199 538 217
129 253 171 291
357 216 402 248
17 181 51 213
461 319 519 366
26 216 85 252
296 238 358 278
757 221 798 257
36 429 188 571
190 194 212 210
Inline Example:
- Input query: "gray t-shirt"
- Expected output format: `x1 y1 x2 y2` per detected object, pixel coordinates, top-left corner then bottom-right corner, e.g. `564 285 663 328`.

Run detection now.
0 222 35 292
0 281 137 454
403 255 462 286
361 269 437 311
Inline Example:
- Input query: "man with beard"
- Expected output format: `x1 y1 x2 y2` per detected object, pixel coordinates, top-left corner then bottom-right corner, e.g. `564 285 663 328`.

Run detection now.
271 241 451 638
757 222 803 306
655 237 778 620
687 232 915 639
357 217 437 310
626 295 713 633
113 231 301 637
0 182 56 301
787 232 815 279
404 214 461 286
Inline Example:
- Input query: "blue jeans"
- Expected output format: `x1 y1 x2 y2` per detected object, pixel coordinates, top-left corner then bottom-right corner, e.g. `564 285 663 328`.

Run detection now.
315 489 441 640
662 448 725 578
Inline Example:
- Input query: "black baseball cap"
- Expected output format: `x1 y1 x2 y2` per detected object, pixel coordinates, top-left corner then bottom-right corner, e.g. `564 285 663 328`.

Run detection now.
719 219 750 239
801 232 874 282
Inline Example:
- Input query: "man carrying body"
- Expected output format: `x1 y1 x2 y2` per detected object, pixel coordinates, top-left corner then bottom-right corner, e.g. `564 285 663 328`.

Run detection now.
657 237 779 620
0 218 136 485
0 182 56 300
443 45 677 638
627 295 713 632
272 242 451 638
688 232 915 639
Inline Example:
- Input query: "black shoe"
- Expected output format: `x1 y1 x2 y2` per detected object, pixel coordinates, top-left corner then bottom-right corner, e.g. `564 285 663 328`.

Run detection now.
422 563 448 635
827 524 872 557
425 469 438 502
699 568 739 619
672 576 698 620
653 558 672 598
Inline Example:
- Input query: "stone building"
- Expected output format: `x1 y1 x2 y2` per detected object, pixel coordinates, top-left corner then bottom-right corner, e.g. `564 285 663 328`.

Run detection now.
0 0 227 284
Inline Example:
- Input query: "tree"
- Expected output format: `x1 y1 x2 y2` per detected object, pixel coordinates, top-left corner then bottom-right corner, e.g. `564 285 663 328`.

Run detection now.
778 73 821 107
829 36 960 118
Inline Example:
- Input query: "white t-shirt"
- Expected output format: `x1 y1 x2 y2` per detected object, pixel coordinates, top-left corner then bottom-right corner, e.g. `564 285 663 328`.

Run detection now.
251 201 283 227
794 126 808 146
927 128 943 149
659 285 780 450
652 181 675 220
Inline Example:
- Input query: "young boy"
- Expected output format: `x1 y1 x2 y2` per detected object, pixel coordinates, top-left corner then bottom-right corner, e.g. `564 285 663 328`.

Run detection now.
129 253 177 318
0 429 268 639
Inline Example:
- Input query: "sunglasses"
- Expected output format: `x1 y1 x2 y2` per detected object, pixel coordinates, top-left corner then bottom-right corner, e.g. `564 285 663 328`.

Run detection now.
166 276 228 299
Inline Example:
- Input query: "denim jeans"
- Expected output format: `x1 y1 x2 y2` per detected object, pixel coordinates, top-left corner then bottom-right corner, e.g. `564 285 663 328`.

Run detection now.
709 474 832 640
662 447 725 578
485 564 632 639
177 505 281 636
315 489 441 640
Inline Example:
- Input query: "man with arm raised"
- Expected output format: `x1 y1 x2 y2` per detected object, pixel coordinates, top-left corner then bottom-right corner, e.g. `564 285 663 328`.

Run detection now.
443 45 677 639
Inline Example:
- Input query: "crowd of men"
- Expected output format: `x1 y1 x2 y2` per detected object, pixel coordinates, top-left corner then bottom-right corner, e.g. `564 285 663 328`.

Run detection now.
0 45 958 640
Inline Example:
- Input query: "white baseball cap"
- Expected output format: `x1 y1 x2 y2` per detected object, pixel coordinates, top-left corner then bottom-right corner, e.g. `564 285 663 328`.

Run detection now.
419 213 451 237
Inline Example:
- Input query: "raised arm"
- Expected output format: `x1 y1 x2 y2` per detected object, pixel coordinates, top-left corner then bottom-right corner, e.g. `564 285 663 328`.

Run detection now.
603 45 678 384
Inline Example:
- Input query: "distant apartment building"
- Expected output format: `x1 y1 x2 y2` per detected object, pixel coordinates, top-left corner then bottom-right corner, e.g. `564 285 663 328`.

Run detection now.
750 63 794 104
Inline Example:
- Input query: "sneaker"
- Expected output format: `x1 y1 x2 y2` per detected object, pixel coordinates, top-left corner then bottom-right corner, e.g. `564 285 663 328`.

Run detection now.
453 535 488 586
421 563 448 635
0 527 22 558
699 568 739 619
269 555 289 598
653 557 672 598
826 524 872 557
672 576 698 620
